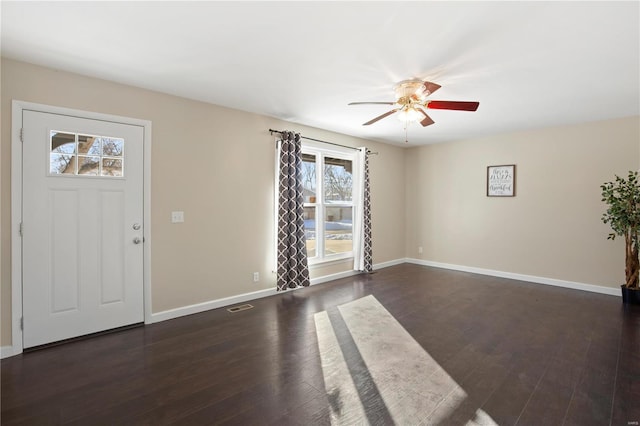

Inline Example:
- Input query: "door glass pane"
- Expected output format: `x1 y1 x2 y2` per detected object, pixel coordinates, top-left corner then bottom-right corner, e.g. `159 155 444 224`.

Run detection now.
50 131 77 174
324 157 352 202
303 206 316 258
78 134 101 156
50 131 76 154
48 132 125 177
78 156 99 175
101 137 124 157
102 158 123 176
50 154 74 174
301 153 317 203
324 207 353 256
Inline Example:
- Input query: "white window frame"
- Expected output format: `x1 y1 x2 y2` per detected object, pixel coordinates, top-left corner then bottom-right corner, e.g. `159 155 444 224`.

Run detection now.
301 141 360 265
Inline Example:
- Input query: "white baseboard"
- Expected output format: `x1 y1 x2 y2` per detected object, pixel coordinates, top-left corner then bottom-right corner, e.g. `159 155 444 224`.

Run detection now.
150 287 278 323
1 345 19 359
151 258 405 324
406 258 621 297
372 258 406 270
4 257 618 357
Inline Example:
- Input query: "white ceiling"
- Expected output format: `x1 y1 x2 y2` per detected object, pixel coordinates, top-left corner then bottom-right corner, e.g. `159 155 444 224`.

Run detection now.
2 1 639 146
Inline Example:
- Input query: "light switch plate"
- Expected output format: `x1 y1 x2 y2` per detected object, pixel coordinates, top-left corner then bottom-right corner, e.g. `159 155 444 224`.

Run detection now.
171 211 184 223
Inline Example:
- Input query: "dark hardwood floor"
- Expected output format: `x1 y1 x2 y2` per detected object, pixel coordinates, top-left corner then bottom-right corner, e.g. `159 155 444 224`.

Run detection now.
2 263 639 425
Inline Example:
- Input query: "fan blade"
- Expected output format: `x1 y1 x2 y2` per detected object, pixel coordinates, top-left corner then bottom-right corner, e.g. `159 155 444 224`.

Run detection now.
348 101 396 105
416 108 435 127
363 109 399 126
427 101 479 111
423 81 441 95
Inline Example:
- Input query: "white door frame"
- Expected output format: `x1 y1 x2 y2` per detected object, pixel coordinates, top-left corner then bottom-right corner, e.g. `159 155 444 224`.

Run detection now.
9 100 152 357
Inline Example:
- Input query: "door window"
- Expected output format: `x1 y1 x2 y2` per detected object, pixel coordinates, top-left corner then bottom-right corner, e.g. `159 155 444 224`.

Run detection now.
49 131 124 177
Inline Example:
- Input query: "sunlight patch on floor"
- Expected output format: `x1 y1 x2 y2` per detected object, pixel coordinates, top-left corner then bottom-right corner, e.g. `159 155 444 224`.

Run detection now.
466 409 500 426
314 295 498 425
314 311 368 425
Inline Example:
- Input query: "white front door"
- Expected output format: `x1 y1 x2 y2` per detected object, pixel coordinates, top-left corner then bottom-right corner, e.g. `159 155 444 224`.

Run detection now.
22 110 144 348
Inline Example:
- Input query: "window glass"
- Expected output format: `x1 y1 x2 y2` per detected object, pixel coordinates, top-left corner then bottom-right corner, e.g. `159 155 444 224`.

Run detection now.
50 131 75 154
300 147 356 263
102 158 123 176
324 207 353 256
78 156 100 175
304 206 316 258
50 154 74 175
301 153 317 203
79 134 101 156
102 137 124 157
49 131 124 177
324 157 352 202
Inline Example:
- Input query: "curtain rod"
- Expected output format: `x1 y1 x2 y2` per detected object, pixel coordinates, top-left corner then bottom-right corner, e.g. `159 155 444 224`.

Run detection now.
269 129 378 155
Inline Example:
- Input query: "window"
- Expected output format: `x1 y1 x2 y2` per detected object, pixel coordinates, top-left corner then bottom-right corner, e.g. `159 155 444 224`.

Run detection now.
50 131 124 177
301 145 357 263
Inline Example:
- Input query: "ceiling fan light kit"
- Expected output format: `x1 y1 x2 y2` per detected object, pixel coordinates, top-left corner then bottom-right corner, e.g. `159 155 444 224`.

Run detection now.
396 106 422 123
349 79 480 132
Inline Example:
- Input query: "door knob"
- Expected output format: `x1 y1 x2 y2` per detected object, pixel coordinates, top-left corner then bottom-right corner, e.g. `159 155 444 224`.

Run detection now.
133 237 142 244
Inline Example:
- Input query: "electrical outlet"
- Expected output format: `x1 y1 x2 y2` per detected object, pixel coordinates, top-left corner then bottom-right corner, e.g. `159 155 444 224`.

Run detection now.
253 272 259 282
418 246 423 254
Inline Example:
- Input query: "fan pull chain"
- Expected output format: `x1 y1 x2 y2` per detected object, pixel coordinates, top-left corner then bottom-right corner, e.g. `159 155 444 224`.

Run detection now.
405 122 409 143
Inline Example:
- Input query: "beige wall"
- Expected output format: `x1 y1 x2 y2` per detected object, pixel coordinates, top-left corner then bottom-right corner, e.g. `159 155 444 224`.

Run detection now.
2 57 637 349
405 116 640 287
0 58 406 346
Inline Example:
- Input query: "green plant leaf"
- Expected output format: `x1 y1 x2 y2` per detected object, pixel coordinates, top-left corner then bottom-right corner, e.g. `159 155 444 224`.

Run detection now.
601 170 640 288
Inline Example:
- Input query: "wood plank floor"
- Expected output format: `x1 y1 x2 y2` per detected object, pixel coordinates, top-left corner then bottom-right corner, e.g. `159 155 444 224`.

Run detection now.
2 264 639 425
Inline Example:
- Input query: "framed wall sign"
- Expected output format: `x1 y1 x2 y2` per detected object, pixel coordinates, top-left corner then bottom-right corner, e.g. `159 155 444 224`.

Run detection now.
487 164 516 197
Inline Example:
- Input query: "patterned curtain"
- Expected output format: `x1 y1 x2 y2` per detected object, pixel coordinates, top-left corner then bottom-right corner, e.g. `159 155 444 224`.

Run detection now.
276 131 310 291
362 150 372 272
355 148 373 273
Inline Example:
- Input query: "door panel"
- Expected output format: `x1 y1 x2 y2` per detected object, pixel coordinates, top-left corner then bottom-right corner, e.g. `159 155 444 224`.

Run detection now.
22 110 144 348
100 190 125 305
50 188 80 313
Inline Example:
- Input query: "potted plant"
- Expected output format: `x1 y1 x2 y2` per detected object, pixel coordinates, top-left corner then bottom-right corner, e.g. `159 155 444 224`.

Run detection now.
601 170 640 304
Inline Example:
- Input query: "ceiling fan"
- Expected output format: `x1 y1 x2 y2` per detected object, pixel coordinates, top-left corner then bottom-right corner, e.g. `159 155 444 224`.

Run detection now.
348 79 479 127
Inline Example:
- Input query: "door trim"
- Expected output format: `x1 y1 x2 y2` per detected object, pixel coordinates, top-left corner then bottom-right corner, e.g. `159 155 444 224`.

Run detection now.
9 100 152 357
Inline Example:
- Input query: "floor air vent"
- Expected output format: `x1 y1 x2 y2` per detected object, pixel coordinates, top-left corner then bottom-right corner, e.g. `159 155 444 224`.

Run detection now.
227 303 254 313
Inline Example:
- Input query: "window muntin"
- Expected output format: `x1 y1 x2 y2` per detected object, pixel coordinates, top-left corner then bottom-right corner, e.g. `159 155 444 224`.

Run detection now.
302 146 356 263
49 131 124 177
